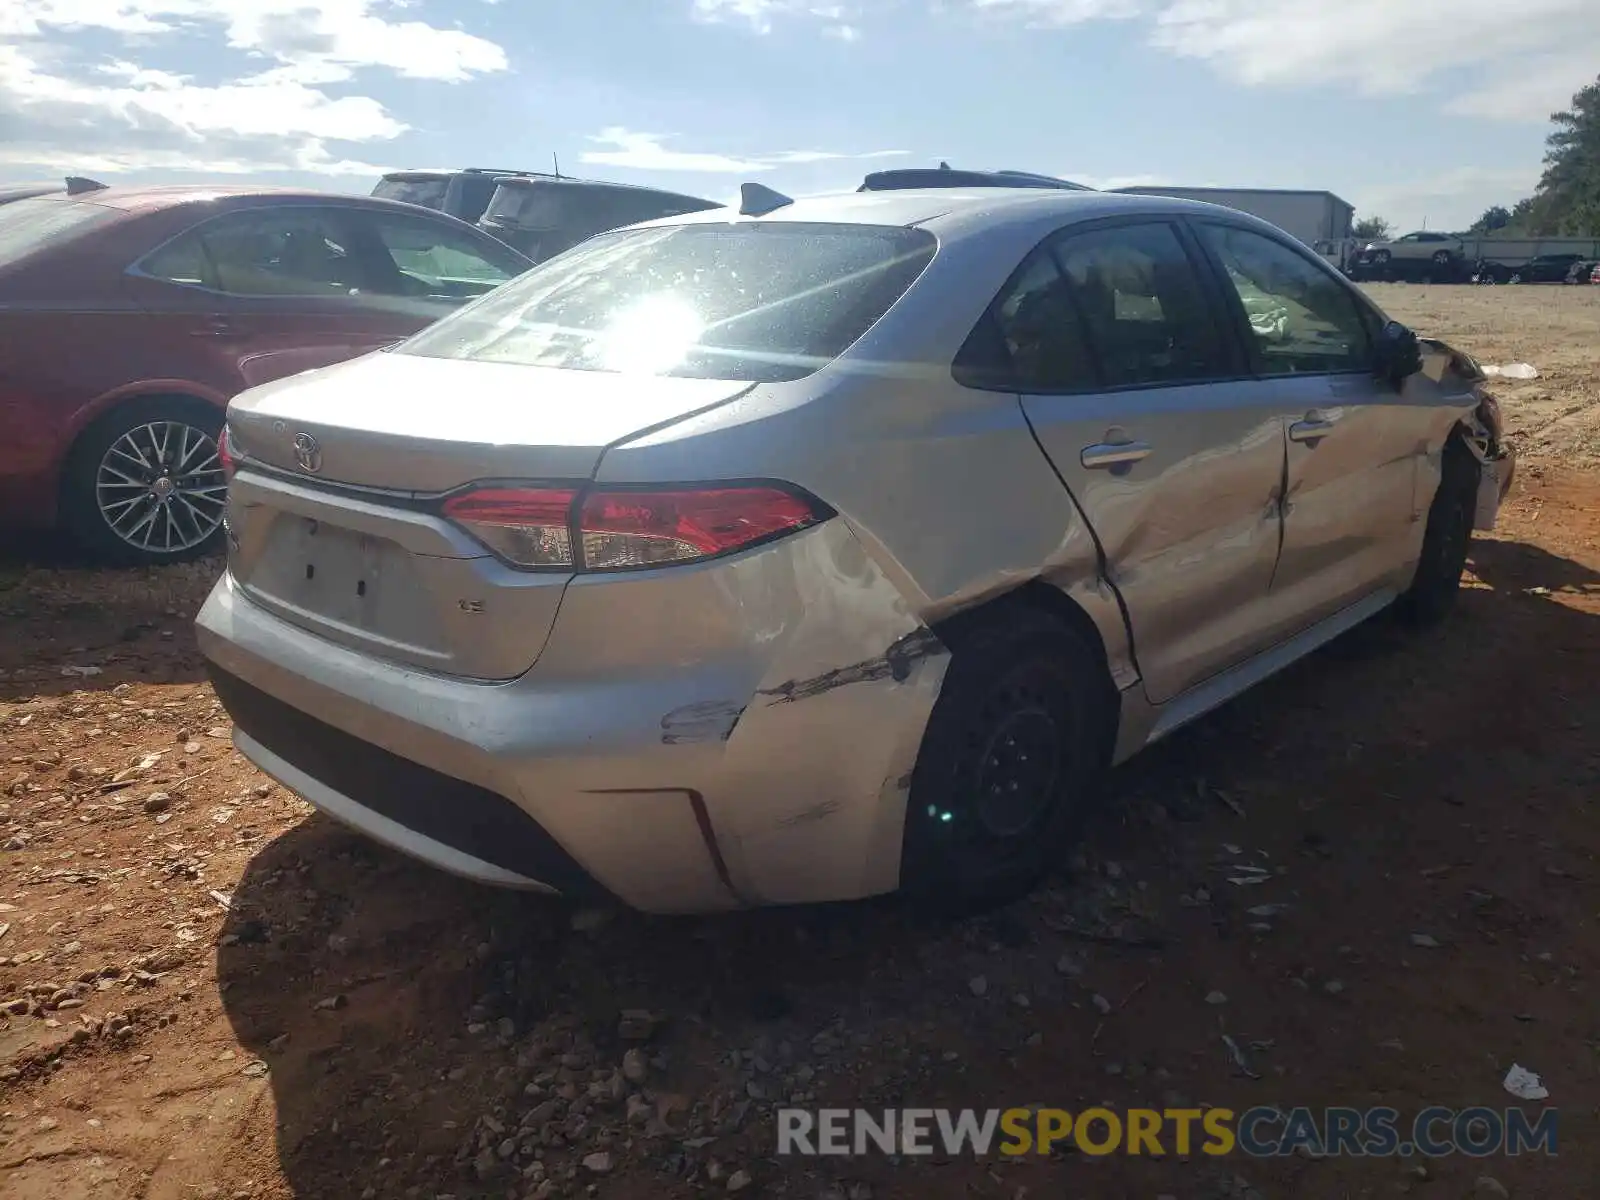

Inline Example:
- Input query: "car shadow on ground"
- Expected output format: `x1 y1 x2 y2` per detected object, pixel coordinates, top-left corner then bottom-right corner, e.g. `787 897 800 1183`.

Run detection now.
215 537 1600 1199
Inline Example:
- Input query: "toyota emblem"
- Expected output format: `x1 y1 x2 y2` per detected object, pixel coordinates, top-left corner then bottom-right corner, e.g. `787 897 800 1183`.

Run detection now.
292 432 323 474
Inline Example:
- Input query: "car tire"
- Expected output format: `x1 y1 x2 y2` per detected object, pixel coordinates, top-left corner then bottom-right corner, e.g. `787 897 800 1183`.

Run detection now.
1372 249 1392 266
1397 437 1478 628
900 606 1112 913
60 396 228 567
1431 250 1454 267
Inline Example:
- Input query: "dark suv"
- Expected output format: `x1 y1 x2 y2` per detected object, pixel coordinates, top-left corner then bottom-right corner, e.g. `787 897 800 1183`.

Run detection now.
476 175 720 263
371 168 544 225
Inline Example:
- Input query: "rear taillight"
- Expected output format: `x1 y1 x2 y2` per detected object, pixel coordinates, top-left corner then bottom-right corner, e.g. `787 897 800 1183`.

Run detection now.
442 483 829 571
218 424 236 483
441 487 576 568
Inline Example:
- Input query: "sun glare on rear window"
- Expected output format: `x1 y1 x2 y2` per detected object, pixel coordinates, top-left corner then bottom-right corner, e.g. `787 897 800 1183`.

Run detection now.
0 198 117 268
396 222 936 383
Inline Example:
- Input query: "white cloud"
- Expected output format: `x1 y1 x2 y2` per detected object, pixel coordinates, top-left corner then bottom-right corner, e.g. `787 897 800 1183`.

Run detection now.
1060 171 1170 191
1150 0 1598 112
692 0 782 28
582 128 909 174
693 0 1595 117
1444 47 1600 121
692 0 868 38
3 0 507 81
583 128 772 173
970 0 1142 25
1348 165 1546 234
0 1 507 178
956 0 1600 121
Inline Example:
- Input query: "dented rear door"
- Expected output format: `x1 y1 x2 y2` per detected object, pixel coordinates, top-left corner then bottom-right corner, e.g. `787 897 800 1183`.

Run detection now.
1001 219 1287 705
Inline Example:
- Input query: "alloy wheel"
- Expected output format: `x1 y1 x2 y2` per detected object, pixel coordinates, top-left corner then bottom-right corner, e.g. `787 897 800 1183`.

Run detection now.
94 420 227 555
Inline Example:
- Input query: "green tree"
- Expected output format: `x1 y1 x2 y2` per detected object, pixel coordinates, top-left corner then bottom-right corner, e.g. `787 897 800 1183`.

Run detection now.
1533 75 1600 235
1471 205 1511 233
1352 216 1392 241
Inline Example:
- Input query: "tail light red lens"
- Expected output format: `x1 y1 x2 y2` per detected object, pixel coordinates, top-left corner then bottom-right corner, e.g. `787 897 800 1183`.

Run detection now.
579 487 820 569
218 424 235 483
441 487 578 568
442 483 829 571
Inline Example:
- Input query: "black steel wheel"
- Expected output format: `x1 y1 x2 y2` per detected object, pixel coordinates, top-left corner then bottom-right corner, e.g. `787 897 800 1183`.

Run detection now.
901 607 1112 912
1397 438 1478 628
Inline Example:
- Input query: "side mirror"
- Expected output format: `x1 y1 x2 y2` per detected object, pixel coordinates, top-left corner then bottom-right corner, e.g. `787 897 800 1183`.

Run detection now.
1375 320 1423 389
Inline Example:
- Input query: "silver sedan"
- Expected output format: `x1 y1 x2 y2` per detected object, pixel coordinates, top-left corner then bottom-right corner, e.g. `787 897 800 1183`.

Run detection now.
196 187 1513 914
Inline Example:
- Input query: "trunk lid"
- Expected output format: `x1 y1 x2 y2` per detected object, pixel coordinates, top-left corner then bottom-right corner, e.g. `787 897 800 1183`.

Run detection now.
223 352 753 680
227 351 753 493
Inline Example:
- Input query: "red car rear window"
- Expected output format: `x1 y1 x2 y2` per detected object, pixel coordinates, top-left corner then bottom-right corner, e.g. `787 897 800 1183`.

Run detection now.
0 197 117 269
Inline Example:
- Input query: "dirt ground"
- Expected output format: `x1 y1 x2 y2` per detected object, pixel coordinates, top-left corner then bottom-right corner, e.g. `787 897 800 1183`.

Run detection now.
2 283 1597 1200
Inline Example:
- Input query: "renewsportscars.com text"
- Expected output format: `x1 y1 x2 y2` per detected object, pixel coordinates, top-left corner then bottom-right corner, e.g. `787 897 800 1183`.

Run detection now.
777 1106 1557 1159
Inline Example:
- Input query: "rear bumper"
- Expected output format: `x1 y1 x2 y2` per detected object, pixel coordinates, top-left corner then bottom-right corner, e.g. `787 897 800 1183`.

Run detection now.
195 521 949 914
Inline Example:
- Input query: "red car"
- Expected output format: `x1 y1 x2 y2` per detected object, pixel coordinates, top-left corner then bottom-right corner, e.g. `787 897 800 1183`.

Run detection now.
0 182 531 565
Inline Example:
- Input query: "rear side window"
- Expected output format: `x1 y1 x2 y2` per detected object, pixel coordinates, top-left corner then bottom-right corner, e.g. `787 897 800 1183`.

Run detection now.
965 252 1097 392
399 222 937 383
0 198 117 269
1052 223 1228 388
1196 224 1371 375
141 209 361 297
965 221 1229 392
483 184 553 227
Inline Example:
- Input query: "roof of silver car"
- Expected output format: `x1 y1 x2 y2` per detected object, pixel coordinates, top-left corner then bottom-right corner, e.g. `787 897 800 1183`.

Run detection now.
646 186 1226 232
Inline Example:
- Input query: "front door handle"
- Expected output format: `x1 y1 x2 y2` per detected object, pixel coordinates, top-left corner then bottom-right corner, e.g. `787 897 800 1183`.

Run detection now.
190 314 237 338
1289 410 1341 443
1081 440 1153 470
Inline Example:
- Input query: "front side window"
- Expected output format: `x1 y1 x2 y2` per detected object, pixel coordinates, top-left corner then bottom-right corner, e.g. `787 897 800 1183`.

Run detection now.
398 222 936 383
359 213 519 303
142 209 360 297
1197 223 1371 375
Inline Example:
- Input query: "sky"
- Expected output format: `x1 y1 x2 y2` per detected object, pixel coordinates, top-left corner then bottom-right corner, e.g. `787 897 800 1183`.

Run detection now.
2 1 1598 233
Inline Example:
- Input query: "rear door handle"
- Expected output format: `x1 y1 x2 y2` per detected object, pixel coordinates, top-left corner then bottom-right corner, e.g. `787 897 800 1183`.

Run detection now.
1080 440 1153 469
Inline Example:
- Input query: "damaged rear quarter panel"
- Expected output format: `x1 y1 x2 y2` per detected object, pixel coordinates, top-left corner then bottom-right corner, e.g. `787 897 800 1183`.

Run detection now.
528 517 949 905
713 528 950 905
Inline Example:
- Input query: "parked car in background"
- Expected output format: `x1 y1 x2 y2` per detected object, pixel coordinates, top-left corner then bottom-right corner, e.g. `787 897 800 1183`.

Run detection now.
196 187 1508 915
1359 231 1465 268
0 185 531 566
370 168 544 225
477 175 720 262
1565 258 1598 284
1507 253 1584 284
1591 262 1600 285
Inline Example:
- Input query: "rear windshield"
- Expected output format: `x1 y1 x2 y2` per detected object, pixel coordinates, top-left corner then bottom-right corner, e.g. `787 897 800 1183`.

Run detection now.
0 197 117 268
372 177 450 210
483 183 566 229
484 183 712 231
398 222 937 383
